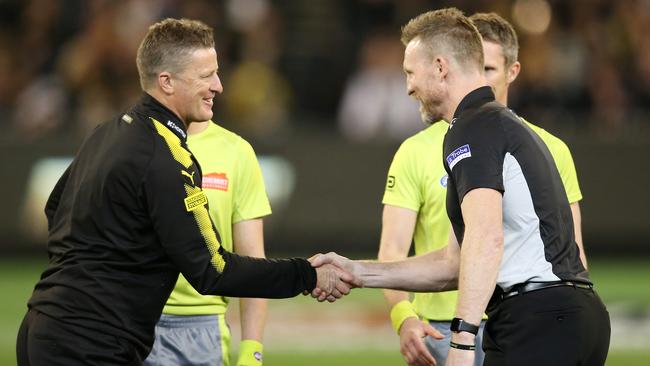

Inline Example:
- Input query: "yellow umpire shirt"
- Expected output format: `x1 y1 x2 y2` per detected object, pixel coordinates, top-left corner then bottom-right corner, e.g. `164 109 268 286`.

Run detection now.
163 121 272 316
382 119 582 321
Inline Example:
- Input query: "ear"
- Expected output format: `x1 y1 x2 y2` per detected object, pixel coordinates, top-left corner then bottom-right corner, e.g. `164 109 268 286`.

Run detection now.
435 56 449 81
158 71 174 95
507 61 521 84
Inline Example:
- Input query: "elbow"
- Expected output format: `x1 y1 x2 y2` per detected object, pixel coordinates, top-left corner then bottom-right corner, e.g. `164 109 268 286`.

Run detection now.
485 232 504 258
491 232 504 248
377 242 407 262
486 229 503 246
465 228 503 258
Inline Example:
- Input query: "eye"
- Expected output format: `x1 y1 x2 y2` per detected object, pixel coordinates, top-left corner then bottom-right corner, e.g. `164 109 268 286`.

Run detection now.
202 70 218 79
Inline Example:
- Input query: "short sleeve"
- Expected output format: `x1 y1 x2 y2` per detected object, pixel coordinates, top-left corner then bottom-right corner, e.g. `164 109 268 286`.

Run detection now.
553 140 583 204
382 141 421 211
232 139 272 223
445 119 506 202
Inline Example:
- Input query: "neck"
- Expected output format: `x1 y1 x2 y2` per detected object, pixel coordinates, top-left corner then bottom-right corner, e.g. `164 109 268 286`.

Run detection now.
443 70 489 122
498 89 509 107
146 89 187 127
187 120 210 135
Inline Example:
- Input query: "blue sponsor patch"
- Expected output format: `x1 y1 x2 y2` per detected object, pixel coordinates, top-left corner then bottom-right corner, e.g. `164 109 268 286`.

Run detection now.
439 174 448 188
446 144 471 170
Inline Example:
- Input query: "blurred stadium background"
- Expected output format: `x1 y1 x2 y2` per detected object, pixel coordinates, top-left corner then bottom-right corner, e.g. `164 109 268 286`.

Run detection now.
1 0 649 364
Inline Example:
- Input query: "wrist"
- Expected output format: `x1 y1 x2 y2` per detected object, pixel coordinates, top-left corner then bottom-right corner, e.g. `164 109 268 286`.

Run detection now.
390 300 419 334
450 317 480 335
449 340 476 351
237 339 263 365
451 331 476 344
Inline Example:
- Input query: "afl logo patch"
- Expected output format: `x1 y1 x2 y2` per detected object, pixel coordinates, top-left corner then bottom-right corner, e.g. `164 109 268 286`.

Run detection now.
386 175 396 190
440 174 448 188
446 144 471 170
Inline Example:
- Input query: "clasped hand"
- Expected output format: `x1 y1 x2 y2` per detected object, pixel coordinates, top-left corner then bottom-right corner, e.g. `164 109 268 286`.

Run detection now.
307 252 362 302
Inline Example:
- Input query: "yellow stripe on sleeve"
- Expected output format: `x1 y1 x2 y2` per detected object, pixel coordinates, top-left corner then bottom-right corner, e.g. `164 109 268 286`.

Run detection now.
152 117 226 273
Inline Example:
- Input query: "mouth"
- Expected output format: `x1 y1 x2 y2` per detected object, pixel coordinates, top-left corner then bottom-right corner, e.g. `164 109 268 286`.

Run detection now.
202 97 214 107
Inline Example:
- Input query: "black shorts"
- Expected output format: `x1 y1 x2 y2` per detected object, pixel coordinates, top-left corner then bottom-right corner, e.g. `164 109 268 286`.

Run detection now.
16 309 142 366
483 285 610 366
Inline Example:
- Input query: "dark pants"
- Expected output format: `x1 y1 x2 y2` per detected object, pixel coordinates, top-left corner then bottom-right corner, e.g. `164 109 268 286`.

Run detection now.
16 309 141 366
483 286 610 366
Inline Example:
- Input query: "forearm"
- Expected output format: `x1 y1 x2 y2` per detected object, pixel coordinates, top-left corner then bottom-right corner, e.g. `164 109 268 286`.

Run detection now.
378 245 411 307
233 218 268 340
570 202 588 269
187 249 316 298
360 247 459 292
452 188 504 333
240 298 267 341
377 205 420 306
454 231 502 326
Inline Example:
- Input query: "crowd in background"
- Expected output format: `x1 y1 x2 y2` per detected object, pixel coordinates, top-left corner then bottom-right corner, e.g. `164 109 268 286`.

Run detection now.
0 0 648 144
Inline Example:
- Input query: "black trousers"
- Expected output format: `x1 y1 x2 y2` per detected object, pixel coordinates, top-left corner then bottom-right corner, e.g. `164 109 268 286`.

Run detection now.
483 286 610 366
16 309 142 366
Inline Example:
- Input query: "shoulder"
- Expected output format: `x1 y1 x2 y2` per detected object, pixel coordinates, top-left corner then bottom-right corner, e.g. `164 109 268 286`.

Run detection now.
523 119 571 155
399 121 447 153
105 110 157 152
449 104 508 142
211 122 255 152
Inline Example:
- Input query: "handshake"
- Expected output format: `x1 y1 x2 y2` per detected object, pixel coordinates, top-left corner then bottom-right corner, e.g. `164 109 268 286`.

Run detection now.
308 252 362 302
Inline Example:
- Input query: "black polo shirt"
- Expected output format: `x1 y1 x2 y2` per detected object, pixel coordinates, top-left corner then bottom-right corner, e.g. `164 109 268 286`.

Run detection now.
442 86 588 291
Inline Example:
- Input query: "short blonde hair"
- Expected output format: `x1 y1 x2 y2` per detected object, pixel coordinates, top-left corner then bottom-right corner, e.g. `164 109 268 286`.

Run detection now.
136 18 215 90
470 12 519 67
401 8 483 71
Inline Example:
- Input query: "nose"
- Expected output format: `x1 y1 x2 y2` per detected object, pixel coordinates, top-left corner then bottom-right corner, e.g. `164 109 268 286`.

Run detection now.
406 82 414 97
211 74 223 94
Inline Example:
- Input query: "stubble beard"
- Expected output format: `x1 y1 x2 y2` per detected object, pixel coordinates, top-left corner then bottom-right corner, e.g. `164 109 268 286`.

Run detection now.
419 100 442 126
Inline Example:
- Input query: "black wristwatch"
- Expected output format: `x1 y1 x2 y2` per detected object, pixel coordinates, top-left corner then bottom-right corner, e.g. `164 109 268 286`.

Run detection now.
450 317 479 335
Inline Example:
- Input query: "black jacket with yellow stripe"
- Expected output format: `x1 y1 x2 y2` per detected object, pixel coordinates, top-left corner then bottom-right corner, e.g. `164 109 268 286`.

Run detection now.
28 93 316 358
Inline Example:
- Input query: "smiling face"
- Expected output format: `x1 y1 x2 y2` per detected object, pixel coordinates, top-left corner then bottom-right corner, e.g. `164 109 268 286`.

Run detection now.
482 40 519 106
172 47 223 123
403 38 447 124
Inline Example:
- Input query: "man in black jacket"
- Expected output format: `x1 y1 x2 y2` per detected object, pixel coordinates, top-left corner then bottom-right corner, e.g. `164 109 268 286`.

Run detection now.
16 18 355 366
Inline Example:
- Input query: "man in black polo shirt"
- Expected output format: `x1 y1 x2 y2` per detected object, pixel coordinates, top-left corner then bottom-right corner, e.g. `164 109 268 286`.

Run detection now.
311 8 610 366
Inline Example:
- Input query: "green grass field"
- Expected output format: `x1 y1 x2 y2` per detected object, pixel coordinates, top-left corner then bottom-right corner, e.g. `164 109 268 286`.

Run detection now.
2 258 649 365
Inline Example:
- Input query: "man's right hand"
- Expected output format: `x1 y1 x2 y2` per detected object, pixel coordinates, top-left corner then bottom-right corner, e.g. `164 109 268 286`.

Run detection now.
399 317 443 366
313 263 358 302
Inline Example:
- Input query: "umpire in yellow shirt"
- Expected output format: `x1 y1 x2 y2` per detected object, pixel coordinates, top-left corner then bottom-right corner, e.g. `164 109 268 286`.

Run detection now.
145 120 270 366
378 12 588 366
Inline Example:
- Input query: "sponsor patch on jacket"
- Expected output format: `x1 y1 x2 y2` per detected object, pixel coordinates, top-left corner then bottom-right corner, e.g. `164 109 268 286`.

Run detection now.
166 120 187 139
184 191 208 212
446 144 471 170
203 172 229 191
